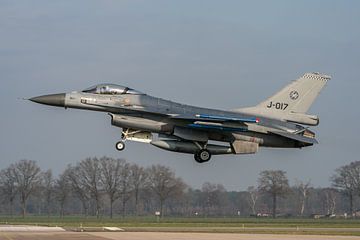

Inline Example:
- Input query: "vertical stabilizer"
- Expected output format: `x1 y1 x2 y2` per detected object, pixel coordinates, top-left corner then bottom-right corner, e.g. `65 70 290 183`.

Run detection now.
256 72 330 113
235 72 331 125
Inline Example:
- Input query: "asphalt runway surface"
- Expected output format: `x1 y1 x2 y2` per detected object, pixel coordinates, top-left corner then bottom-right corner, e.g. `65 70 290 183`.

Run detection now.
1 232 360 240
1 226 360 240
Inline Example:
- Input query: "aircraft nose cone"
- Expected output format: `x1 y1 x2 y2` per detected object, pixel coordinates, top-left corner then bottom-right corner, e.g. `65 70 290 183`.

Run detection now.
30 93 66 107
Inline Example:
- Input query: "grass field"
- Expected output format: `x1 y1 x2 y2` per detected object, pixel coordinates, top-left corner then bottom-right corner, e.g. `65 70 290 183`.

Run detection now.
1 215 360 227
1 216 360 236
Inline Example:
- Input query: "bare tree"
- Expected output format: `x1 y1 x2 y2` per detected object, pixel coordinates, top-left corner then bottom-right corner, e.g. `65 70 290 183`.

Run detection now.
119 162 133 218
10 160 42 217
258 170 290 218
147 165 186 218
331 161 360 216
66 165 91 217
321 188 337 215
129 164 148 215
247 186 259 215
42 169 54 217
201 182 227 217
76 157 103 218
294 179 311 216
99 157 124 218
54 169 71 218
0 167 18 216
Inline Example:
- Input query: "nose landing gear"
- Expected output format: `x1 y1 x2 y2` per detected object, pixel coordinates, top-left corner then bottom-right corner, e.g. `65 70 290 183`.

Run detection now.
115 128 153 151
115 141 125 151
115 129 127 152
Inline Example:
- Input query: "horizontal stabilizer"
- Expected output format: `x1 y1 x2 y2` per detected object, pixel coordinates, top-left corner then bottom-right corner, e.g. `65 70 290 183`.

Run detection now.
270 130 318 144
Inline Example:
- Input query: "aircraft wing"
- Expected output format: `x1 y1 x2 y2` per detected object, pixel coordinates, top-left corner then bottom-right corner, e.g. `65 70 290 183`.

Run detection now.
85 100 259 124
86 101 258 132
270 130 318 144
170 114 259 123
194 114 259 123
169 114 259 132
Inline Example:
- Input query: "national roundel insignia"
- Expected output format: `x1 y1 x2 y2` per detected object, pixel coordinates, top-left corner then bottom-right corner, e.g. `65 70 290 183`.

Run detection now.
289 91 299 100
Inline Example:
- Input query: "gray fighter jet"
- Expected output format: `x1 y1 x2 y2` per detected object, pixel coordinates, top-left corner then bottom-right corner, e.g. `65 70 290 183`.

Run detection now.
30 72 330 163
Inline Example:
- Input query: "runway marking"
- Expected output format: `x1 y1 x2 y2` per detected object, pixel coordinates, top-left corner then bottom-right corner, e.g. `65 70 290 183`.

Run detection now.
0 233 107 240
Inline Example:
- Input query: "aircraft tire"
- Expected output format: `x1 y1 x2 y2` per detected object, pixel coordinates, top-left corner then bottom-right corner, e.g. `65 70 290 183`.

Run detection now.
115 141 125 151
194 149 211 163
194 153 202 163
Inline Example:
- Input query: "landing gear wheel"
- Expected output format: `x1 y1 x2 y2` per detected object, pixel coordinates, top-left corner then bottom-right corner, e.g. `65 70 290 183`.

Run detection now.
194 153 201 163
115 141 125 151
194 149 211 163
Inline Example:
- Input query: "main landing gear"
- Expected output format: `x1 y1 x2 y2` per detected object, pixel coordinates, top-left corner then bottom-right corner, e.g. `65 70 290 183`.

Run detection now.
194 149 211 163
193 141 212 163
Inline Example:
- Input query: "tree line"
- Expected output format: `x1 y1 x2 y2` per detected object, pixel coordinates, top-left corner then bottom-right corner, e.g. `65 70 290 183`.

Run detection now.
0 158 360 218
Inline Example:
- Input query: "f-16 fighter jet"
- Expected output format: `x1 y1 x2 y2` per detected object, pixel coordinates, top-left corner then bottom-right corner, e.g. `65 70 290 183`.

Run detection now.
30 72 330 163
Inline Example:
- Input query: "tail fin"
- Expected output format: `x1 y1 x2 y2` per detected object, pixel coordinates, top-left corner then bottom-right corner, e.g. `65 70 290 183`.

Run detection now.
256 72 331 113
236 72 331 125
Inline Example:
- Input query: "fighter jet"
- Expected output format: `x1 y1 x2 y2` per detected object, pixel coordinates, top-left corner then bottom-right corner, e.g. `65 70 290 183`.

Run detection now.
30 72 330 163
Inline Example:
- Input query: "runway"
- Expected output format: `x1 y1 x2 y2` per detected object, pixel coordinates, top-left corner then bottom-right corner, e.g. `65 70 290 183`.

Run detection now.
1 225 360 240
1 232 360 240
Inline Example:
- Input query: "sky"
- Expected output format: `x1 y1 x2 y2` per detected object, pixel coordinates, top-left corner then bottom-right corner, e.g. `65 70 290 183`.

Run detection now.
0 0 359 190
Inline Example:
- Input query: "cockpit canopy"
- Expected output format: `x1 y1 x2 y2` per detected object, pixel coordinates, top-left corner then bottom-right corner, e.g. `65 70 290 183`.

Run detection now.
82 84 144 95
